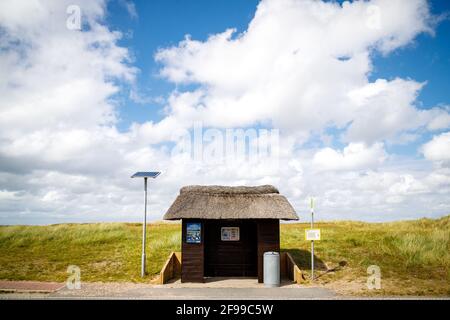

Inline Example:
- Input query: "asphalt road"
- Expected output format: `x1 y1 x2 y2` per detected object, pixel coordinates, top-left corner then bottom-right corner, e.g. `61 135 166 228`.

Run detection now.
95 287 338 300
1 282 448 300
121 288 336 300
1 286 337 300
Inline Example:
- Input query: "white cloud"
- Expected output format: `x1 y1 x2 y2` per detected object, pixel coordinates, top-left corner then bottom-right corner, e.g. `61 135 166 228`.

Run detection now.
119 0 138 20
154 0 446 144
346 80 450 144
426 106 450 130
312 142 386 171
422 132 450 162
345 79 425 143
0 190 19 201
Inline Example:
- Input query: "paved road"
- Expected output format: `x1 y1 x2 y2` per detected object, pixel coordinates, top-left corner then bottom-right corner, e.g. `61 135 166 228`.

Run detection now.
1 281 448 300
1 286 337 300
2 287 448 300
99 287 337 300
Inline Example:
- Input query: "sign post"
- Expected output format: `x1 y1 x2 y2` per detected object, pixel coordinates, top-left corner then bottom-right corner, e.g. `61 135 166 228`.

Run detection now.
304 198 321 281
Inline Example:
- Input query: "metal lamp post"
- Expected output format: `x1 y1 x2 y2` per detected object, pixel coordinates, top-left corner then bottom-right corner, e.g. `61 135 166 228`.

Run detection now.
131 171 161 277
310 197 314 281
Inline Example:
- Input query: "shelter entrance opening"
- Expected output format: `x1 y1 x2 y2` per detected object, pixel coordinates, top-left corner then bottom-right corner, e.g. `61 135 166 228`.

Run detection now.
204 220 257 277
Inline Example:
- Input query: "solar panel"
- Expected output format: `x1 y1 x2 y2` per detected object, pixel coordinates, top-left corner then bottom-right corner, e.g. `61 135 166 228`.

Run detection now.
131 172 161 178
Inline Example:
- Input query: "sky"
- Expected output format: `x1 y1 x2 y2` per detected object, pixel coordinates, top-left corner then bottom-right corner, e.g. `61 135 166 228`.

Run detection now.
0 0 449 225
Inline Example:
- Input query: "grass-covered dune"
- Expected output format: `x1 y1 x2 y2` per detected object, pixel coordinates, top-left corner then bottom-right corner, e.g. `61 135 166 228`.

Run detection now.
0 216 448 296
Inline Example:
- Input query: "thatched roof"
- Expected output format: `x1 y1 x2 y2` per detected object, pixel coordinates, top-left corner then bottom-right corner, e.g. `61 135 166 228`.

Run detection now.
164 185 299 220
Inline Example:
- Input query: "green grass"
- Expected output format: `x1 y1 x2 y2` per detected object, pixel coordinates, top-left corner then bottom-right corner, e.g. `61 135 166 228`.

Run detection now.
0 216 448 295
281 215 450 296
0 223 180 283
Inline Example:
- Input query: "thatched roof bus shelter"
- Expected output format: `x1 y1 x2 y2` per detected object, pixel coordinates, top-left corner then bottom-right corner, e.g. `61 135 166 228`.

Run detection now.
164 185 298 283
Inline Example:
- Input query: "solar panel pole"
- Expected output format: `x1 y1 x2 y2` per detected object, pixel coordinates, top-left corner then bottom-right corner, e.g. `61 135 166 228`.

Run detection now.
141 177 148 277
131 171 160 278
310 197 314 281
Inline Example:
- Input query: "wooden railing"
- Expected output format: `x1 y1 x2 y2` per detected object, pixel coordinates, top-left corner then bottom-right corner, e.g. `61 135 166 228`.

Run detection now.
158 252 181 284
280 252 305 284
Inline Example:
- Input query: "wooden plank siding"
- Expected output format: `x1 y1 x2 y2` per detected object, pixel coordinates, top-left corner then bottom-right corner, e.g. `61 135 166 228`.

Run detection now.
181 219 204 282
256 219 280 283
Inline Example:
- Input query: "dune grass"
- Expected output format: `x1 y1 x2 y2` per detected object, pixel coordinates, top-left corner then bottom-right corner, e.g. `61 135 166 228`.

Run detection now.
0 223 180 283
0 216 448 295
281 215 449 296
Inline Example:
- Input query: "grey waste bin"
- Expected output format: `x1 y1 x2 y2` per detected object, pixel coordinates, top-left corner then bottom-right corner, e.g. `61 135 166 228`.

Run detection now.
263 251 280 287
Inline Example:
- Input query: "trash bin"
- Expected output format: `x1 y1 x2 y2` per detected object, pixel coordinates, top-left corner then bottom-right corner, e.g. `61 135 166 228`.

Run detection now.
263 251 280 287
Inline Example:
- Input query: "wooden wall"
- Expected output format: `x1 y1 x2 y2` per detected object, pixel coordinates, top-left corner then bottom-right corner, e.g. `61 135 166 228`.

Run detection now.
181 219 204 282
256 219 280 283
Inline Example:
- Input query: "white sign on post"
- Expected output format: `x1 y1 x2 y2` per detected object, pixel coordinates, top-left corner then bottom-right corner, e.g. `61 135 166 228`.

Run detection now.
305 228 321 241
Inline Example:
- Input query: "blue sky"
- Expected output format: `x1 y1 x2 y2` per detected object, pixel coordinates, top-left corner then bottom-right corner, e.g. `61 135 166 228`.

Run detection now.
0 0 449 224
107 0 260 131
